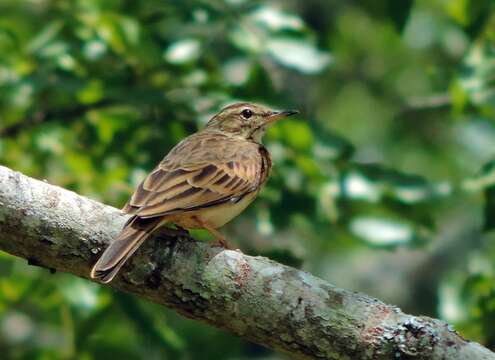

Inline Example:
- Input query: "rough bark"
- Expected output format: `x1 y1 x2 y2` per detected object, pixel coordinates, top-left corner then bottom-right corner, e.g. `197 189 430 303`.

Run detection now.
0 164 493 360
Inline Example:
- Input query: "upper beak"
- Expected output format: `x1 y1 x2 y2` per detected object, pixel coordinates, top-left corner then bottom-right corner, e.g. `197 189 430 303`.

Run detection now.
266 109 299 123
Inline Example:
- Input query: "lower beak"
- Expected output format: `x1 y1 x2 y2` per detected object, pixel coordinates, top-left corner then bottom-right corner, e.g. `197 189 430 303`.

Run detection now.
266 110 299 123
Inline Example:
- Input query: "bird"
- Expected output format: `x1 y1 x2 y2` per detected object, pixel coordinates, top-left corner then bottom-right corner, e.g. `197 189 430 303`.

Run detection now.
90 102 298 283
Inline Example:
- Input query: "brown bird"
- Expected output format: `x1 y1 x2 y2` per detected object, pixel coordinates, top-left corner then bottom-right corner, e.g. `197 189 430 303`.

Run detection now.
90 102 298 283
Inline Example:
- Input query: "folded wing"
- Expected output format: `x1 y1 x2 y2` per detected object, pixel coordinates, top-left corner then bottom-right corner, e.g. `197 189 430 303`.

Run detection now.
123 135 264 218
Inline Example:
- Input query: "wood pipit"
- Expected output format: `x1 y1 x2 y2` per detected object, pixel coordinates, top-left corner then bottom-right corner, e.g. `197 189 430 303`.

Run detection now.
91 102 298 283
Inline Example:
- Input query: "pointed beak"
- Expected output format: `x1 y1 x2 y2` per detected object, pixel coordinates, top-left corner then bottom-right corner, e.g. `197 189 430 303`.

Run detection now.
266 109 299 124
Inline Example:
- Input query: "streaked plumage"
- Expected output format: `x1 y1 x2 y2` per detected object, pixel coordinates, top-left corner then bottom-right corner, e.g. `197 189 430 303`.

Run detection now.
91 102 297 283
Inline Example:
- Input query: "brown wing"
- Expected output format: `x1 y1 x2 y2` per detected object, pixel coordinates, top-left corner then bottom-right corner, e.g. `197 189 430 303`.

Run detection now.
122 131 269 218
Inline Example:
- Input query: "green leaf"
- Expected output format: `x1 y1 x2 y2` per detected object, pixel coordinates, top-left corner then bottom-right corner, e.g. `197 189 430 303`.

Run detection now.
275 118 314 151
95 14 140 54
27 20 64 54
87 106 139 145
77 79 104 105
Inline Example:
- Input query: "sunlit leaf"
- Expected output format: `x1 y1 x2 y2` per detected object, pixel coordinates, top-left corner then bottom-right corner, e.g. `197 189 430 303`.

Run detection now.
460 40 495 107
266 37 332 74
83 39 107 60
35 125 65 155
95 14 140 53
164 39 201 64
251 6 304 32
349 216 413 246
341 171 381 202
59 279 100 311
229 25 263 53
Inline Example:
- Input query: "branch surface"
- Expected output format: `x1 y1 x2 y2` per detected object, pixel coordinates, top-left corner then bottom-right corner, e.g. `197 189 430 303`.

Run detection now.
0 165 493 360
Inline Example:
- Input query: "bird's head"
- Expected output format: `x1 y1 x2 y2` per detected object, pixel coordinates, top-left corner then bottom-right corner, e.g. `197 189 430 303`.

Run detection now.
205 102 298 143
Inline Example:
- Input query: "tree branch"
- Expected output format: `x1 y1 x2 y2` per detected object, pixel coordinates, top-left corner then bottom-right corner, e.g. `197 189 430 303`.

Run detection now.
0 165 493 360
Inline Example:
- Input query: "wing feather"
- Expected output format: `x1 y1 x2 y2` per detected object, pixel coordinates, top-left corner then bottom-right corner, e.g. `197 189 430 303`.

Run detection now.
123 132 268 218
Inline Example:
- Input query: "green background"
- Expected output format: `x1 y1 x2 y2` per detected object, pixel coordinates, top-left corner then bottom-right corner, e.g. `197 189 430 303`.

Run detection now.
1 0 495 358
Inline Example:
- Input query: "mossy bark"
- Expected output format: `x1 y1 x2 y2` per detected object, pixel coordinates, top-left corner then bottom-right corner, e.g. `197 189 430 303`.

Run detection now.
0 165 494 360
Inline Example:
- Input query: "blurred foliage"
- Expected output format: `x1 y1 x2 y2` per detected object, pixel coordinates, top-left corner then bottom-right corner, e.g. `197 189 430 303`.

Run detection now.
1 0 495 358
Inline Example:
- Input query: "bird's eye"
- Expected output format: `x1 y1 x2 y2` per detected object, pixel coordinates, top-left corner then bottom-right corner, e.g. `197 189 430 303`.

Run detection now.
241 109 253 119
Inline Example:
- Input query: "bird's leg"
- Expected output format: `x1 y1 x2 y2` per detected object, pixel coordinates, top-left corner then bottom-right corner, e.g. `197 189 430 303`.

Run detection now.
193 216 233 249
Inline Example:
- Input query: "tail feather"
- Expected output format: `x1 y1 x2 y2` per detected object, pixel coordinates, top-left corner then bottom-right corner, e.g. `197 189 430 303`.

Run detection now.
90 217 161 283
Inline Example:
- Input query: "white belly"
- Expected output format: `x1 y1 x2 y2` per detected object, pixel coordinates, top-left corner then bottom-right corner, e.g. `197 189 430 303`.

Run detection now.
171 192 258 229
201 192 257 228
